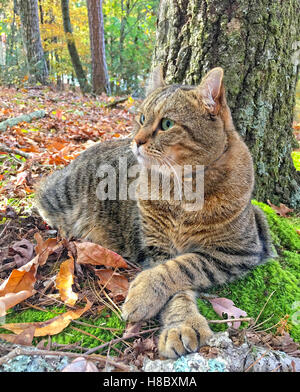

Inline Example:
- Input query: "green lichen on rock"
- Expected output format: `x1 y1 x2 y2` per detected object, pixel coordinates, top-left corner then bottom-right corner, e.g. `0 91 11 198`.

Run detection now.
197 201 300 342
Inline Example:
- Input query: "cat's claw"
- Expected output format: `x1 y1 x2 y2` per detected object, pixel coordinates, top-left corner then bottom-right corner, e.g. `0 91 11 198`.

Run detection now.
121 269 168 322
158 316 213 359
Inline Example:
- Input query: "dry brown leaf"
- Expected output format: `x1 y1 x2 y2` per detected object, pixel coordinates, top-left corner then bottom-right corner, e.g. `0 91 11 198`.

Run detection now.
0 264 37 316
56 257 78 306
34 232 59 265
0 264 36 295
0 325 36 346
122 322 143 338
0 299 92 337
10 239 34 267
0 291 35 317
267 200 294 217
95 268 129 300
75 242 128 269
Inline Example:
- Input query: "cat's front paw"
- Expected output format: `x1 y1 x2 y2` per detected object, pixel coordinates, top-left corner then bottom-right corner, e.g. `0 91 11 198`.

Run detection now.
121 270 168 322
158 315 213 359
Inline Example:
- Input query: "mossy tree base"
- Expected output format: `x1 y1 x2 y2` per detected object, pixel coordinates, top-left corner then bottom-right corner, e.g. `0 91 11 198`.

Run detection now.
153 0 300 207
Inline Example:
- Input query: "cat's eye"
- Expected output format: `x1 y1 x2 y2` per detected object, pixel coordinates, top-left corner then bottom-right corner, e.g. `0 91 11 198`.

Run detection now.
161 118 174 131
139 114 145 125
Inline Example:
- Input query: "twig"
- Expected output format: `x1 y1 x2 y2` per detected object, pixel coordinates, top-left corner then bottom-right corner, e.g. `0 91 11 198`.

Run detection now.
104 97 128 108
85 326 160 355
72 319 122 331
0 346 130 371
208 317 253 325
0 143 31 159
271 364 282 372
0 261 16 273
70 326 106 344
244 350 269 372
251 313 275 331
253 291 275 326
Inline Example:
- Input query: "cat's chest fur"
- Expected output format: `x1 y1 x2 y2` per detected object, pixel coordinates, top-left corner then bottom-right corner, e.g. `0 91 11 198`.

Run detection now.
139 199 210 256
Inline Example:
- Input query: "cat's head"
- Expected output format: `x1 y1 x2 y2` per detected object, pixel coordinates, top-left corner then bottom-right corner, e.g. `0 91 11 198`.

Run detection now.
132 67 233 171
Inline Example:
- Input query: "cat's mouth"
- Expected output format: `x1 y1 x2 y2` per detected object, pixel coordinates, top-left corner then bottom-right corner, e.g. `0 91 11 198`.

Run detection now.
131 141 163 169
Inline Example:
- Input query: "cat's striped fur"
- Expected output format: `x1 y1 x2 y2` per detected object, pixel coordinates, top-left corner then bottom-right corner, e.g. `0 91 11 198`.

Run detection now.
35 67 273 358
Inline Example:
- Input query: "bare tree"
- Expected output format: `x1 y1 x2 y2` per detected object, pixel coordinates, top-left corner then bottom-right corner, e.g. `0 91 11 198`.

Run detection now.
61 0 91 93
87 0 110 95
19 0 48 84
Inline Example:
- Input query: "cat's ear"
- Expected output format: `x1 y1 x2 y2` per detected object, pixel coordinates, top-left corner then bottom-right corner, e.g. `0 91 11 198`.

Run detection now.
197 67 225 114
146 65 166 95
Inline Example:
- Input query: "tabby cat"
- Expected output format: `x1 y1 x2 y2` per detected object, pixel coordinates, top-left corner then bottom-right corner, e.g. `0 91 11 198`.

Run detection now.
35 67 273 359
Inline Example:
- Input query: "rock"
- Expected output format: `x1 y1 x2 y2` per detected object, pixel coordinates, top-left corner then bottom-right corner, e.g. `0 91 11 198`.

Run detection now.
142 332 300 372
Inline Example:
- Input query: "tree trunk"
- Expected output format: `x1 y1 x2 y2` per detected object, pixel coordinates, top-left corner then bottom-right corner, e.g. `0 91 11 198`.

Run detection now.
60 0 91 93
153 0 300 208
87 0 110 95
19 0 48 84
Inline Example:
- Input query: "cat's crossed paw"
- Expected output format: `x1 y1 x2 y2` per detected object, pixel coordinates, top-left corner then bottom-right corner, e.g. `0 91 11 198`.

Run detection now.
158 315 213 359
121 269 168 322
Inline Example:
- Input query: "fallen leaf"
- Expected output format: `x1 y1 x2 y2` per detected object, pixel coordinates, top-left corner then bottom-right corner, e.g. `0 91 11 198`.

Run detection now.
0 299 92 336
0 264 37 317
75 242 128 269
34 232 59 265
0 291 35 317
15 171 28 186
208 297 247 329
56 257 78 306
10 239 34 267
62 357 98 372
95 268 129 300
122 322 143 338
0 325 36 346
0 264 36 295
267 200 294 217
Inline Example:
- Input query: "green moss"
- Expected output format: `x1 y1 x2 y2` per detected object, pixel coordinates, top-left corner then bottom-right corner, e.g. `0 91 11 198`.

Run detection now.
0 307 125 354
197 201 300 342
292 151 300 171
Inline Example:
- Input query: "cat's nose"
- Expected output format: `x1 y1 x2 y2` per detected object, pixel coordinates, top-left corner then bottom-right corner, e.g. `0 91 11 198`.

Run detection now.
134 137 147 148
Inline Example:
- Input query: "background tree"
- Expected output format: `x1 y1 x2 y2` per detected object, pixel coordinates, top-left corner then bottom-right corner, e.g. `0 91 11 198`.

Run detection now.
87 0 110 95
18 0 48 84
153 0 300 208
61 0 90 93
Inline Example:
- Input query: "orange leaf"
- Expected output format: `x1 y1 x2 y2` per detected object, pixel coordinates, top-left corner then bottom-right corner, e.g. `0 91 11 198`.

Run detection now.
34 232 59 265
267 200 294 217
0 264 36 296
75 242 128 269
0 299 92 336
56 257 78 306
95 268 129 300
0 264 37 317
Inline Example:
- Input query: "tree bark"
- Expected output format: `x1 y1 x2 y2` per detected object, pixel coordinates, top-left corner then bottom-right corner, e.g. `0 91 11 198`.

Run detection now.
60 0 91 93
87 0 110 95
19 0 48 84
153 0 300 208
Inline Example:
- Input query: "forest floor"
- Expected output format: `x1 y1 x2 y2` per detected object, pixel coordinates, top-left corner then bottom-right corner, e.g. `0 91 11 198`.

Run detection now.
0 85 299 372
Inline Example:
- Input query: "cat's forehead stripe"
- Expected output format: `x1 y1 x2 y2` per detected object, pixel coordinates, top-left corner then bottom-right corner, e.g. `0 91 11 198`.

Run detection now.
144 86 179 115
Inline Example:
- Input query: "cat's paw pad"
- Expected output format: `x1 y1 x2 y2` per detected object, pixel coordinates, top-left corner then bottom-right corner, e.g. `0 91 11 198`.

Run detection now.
158 317 213 359
121 270 167 322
